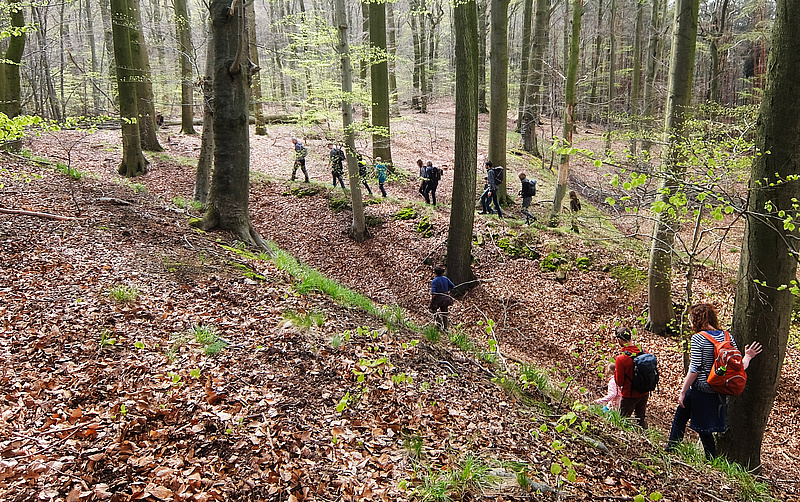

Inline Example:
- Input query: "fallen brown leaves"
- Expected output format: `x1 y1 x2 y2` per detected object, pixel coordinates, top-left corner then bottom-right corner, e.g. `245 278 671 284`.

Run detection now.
1 112 798 502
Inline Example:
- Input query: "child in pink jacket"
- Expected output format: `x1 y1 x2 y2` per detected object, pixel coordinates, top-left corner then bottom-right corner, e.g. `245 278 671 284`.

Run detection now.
596 362 622 412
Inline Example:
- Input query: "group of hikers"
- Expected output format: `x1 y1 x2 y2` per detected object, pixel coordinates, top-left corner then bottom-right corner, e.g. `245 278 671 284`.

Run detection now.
595 304 762 459
291 137 388 197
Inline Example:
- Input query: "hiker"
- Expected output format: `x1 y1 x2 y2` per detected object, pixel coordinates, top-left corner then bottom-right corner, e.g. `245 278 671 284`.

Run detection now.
429 266 455 331
328 143 346 189
291 137 310 182
666 303 762 459
375 156 387 197
569 190 582 212
485 161 503 217
479 177 493 215
596 362 621 412
614 327 651 428
357 153 373 195
518 172 537 224
423 161 442 206
417 159 428 197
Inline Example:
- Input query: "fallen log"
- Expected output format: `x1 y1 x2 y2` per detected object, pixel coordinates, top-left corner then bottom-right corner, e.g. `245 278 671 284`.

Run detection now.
0 208 78 220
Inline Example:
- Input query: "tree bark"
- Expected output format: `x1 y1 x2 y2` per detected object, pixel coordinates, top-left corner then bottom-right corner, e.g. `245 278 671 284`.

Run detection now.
175 0 197 134
369 0 392 168
629 0 644 156
646 0 699 334
361 0 371 120
642 0 663 153
477 0 488 113
523 0 550 157
110 0 149 177
195 22 214 204
0 0 26 120
604 0 616 153
335 0 367 242
718 0 800 471
386 1 399 117
587 0 603 124
128 0 163 151
516 0 533 132
550 0 581 225
447 0 478 294
245 0 266 135
83 0 102 114
488 0 509 202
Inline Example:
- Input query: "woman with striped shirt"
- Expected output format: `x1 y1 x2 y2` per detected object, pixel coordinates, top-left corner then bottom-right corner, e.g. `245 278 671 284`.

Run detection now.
666 303 762 458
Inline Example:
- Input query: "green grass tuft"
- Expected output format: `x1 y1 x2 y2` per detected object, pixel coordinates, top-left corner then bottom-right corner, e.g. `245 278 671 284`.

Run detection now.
109 284 139 304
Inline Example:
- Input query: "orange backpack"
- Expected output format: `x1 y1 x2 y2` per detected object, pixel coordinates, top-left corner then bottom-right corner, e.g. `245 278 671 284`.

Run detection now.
700 331 747 395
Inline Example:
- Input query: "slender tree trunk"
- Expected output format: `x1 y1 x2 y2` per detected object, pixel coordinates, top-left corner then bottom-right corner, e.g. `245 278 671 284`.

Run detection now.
409 0 421 110
386 1 399 117
195 22 214 204
447 0 478 294
426 1 443 103
128 0 163 151
361 2 371 120
246 0 266 135
0 0 26 120
642 0 662 153
33 7 62 121
488 0 509 201
629 0 644 156
418 0 428 113
370 0 392 167
516 0 533 132
587 0 603 123
550 0 582 225
99 0 117 104
198 0 267 250
708 0 729 103
83 0 101 114
646 0 699 334
335 0 367 242
110 0 149 177
477 0 489 113
524 0 551 157
605 0 616 153
175 0 197 134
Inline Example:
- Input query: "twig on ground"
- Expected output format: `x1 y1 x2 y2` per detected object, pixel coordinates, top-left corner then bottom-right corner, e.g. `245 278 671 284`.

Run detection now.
0 208 78 220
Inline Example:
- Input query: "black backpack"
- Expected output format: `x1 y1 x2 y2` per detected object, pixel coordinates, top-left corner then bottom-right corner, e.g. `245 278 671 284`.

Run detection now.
494 166 504 184
521 179 536 197
428 166 441 182
627 350 659 393
333 148 345 162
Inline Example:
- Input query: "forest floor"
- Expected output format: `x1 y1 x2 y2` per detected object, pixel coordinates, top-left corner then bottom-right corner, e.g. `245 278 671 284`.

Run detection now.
1 104 799 502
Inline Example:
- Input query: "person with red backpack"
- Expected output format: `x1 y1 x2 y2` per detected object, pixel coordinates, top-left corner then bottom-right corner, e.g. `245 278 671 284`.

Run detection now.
666 303 763 459
614 326 655 428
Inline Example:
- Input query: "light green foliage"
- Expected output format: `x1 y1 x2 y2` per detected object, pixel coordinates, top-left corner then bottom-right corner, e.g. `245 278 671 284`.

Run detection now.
0 113 42 143
54 162 84 180
401 455 498 502
173 196 203 211
284 309 325 329
100 330 117 348
109 284 139 304
190 324 227 356
540 252 567 272
393 206 417 220
284 185 323 197
575 256 590 271
417 215 433 237
519 364 551 393
495 231 541 259
327 195 350 212
609 264 646 293
423 324 440 342
134 341 145 350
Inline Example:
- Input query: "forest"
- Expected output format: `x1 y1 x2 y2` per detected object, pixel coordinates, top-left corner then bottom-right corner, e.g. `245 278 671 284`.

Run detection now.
1 0 800 500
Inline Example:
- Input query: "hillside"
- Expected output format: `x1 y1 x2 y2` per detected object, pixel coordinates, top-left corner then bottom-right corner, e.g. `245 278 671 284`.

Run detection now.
1 110 799 502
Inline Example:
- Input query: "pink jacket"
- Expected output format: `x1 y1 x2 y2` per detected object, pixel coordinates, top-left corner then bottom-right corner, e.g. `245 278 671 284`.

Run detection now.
596 377 622 409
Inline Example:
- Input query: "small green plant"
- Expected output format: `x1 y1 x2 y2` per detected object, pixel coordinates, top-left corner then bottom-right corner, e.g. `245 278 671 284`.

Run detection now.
173 196 203 211
284 310 326 329
119 403 128 416
166 333 188 362
403 433 423 459
575 256 590 271
100 330 116 348
134 341 145 350
417 215 433 237
423 324 441 342
109 284 139 304
190 324 228 356
54 162 84 180
520 364 551 393
328 196 350 212
609 264 646 293
540 252 567 271
335 391 351 413
189 368 201 378
393 206 417 220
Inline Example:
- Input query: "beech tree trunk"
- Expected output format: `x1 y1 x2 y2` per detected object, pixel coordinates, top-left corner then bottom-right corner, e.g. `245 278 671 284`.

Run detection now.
587 0 603 123
175 0 197 134
386 1 399 117
447 0 478 294
197 0 267 250
0 0 25 120
83 0 102 114
629 0 643 156
516 0 533 132
646 0 699 334
719 0 800 471
128 0 163 151
488 0 509 201
550 0 581 225
246 1 266 135
642 0 663 153
110 0 149 177
369 0 392 168
477 0 488 113
195 23 214 204
523 0 551 157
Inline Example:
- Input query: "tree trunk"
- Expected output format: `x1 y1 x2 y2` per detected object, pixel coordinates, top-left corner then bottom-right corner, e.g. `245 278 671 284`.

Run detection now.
629 0 643 156
386 1 399 117
409 0 421 110
524 0 551 157
641 0 662 153
198 0 267 250
175 0 197 134
369 0 392 168
426 0 443 103
128 0 163 151
110 0 149 177
335 0 367 242
245 0 266 135
488 0 509 202
587 0 603 123
646 0 699 334
708 0 729 104
83 0 102 114
418 0 428 113
0 0 26 120
477 0 488 113
550 0 581 225
33 7 62 122
195 22 214 204
718 0 800 471
447 0 478 294
516 0 533 132
605 0 616 153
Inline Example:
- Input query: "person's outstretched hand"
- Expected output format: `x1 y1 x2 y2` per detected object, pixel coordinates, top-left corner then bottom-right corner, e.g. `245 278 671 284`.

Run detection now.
745 341 763 359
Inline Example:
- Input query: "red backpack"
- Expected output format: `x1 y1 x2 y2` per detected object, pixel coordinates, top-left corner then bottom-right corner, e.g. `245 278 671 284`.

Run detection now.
700 331 747 395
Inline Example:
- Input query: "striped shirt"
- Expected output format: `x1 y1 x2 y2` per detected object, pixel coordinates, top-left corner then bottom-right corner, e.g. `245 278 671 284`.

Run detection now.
689 330 739 394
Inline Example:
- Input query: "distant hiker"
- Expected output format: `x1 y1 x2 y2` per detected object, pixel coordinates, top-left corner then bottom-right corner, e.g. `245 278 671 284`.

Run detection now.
429 266 455 331
666 303 762 459
479 176 493 215
424 161 442 206
291 137 310 182
156 113 165 129
417 159 428 197
375 156 387 197
518 172 537 224
569 190 582 212
357 153 373 195
328 142 346 189
596 362 622 412
485 161 503 217
614 327 653 428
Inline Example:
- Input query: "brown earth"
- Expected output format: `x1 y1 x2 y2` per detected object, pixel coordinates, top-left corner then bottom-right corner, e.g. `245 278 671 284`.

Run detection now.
1 105 798 501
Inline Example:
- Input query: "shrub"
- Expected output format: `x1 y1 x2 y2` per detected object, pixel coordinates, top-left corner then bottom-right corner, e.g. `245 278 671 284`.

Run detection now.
394 206 417 220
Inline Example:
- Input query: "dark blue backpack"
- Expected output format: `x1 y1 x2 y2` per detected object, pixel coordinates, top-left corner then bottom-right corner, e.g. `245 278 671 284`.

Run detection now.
627 350 659 393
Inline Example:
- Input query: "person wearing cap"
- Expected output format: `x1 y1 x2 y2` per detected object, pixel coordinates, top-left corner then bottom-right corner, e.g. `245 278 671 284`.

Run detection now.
291 137 310 183
613 326 649 428
375 157 387 197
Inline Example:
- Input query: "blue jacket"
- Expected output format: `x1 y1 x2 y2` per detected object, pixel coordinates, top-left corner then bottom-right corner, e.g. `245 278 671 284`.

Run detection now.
431 276 455 294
